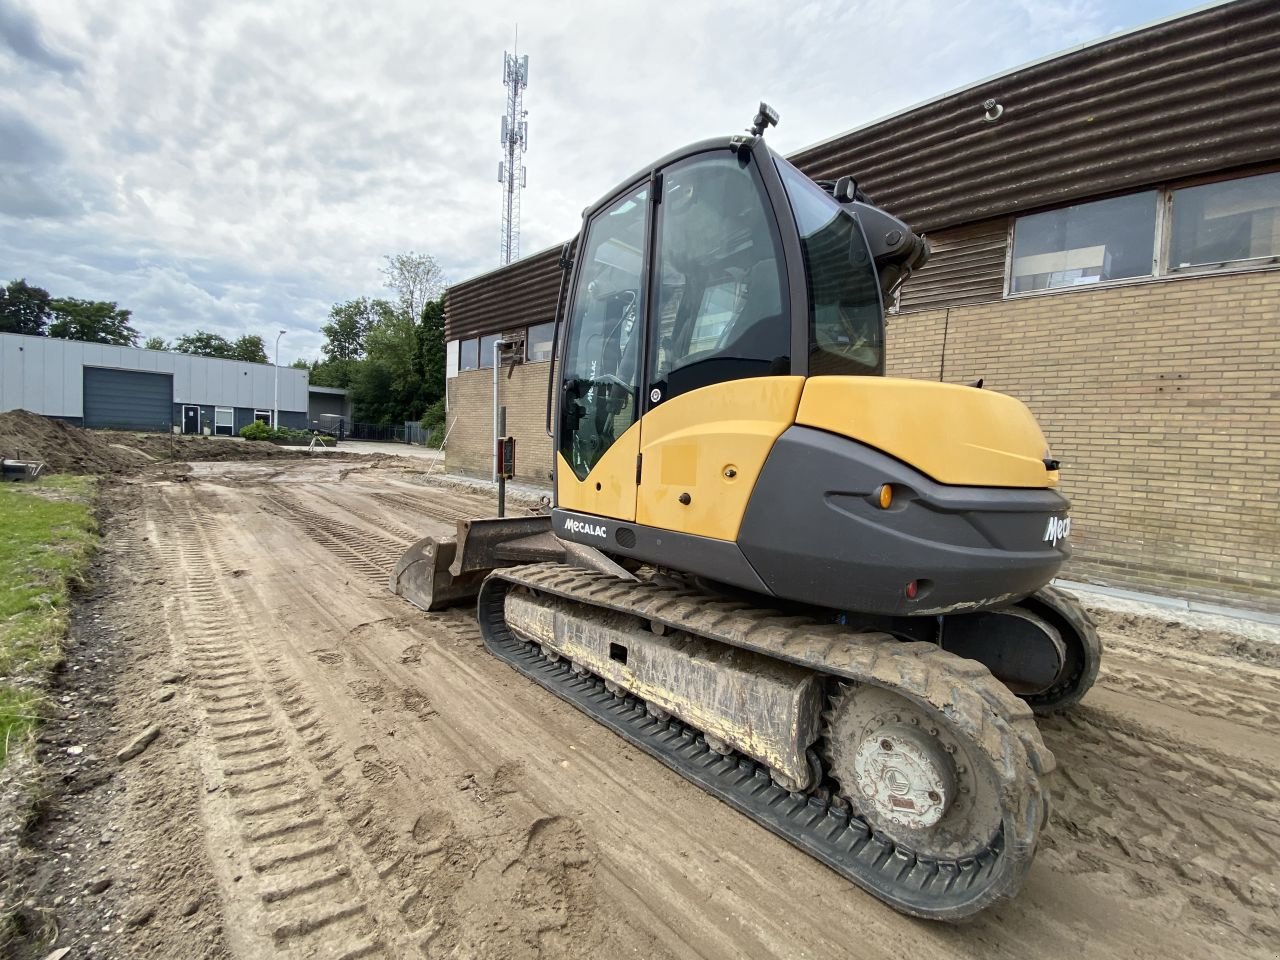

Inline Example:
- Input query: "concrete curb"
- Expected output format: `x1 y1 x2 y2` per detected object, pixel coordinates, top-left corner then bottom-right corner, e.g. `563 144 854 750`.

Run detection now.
1053 579 1280 627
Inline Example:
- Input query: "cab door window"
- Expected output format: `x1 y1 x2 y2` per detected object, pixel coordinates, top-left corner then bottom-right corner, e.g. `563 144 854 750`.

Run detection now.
558 185 648 480
648 152 789 403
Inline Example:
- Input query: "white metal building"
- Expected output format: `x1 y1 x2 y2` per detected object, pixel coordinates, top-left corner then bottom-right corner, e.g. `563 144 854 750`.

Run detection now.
0 332 309 434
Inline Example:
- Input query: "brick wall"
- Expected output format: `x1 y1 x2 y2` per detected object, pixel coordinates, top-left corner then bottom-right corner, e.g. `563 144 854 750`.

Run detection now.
448 269 1280 606
446 357 556 485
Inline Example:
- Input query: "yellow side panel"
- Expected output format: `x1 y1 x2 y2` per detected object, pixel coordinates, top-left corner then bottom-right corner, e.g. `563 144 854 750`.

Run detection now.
796 377 1052 488
555 418 642 521
636 377 805 541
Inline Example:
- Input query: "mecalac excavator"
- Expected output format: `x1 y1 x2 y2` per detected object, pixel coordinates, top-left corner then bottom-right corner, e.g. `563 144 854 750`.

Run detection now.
392 105 1100 920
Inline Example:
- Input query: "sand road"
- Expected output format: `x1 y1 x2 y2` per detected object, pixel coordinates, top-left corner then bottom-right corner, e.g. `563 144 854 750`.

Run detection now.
15 461 1279 959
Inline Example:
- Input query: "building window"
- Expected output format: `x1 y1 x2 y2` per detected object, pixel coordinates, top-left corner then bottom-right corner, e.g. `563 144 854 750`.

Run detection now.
526 321 554 361
1010 192 1157 293
460 338 479 370
1169 171 1280 273
478 332 499 369
214 407 234 436
254 410 273 426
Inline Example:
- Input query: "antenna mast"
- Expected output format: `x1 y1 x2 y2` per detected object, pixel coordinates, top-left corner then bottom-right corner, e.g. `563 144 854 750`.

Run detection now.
498 28 529 266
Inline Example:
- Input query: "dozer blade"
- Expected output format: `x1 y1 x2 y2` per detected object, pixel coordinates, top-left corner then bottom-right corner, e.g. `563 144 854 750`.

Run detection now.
390 515 561 611
390 536 485 611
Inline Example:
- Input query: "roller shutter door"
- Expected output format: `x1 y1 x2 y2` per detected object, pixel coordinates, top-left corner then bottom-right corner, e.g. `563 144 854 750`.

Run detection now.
82 367 173 430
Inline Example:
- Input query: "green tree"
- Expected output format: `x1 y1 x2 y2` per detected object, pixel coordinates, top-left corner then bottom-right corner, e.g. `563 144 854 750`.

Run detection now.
351 304 423 423
307 360 347 388
321 297 383 362
231 334 268 363
382 252 444 323
143 336 168 351
48 298 138 345
174 330 234 358
418 297 446 406
0 278 52 336
289 358 310 370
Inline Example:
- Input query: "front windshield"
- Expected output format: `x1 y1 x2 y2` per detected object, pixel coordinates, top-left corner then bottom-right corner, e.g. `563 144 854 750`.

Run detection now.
775 158 884 376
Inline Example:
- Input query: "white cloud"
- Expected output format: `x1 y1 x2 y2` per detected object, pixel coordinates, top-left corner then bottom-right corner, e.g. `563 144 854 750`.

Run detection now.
1 0 1194 361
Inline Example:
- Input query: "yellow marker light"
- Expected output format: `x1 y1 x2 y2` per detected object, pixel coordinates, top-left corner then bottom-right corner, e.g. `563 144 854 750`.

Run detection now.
877 484 893 509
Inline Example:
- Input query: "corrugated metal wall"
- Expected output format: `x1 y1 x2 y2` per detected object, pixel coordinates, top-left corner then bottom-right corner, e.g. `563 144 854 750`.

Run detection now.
444 0 1280 340
896 221 1009 313
445 245 563 341
0 333 309 418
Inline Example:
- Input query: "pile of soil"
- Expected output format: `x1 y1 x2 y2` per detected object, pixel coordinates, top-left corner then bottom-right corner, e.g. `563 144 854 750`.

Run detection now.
0 411 355 476
96 432 336 464
0 410 142 474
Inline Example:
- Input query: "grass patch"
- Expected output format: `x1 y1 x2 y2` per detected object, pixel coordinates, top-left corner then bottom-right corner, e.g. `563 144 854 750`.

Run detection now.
0 476 97 766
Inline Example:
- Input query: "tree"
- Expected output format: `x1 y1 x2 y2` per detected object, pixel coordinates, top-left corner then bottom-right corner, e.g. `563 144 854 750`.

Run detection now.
143 336 168 351
1 279 52 336
382 252 445 324
231 334 268 363
418 297 446 406
351 303 426 423
321 297 385 362
174 330 234 358
289 358 310 370
48 298 138 345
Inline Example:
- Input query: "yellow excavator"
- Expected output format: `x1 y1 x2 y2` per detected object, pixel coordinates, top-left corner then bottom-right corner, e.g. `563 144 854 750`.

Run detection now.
392 105 1100 920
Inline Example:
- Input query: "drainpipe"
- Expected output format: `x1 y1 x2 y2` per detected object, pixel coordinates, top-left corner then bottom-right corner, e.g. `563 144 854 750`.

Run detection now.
492 339 506 482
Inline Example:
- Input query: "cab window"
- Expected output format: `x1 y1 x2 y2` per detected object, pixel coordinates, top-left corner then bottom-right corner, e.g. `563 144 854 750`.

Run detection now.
648 152 789 403
558 185 648 480
775 158 884 376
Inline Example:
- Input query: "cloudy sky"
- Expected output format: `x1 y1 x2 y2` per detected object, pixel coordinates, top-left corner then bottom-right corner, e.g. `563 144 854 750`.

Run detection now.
2 0 1200 362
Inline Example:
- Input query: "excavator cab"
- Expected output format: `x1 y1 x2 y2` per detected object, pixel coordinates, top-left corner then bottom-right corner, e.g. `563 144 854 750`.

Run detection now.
550 127 1070 626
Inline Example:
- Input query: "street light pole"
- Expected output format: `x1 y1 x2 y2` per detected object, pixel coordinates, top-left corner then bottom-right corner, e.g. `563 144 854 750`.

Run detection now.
273 329 286 428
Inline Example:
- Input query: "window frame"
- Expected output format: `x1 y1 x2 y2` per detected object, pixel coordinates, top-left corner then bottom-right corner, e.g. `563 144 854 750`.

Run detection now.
1002 166 1280 300
645 149 794 404
525 320 555 362
478 332 500 369
459 337 479 371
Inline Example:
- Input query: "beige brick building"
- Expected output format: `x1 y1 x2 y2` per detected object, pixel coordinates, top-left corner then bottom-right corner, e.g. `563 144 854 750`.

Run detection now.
444 0 1280 608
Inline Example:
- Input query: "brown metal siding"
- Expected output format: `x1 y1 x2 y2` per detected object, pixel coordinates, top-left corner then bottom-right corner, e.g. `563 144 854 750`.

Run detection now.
896 221 1008 313
790 0 1280 232
444 245 563 342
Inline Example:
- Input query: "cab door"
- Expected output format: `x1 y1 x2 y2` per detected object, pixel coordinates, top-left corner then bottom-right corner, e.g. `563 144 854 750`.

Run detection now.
555 182 650 521
636 150 804 542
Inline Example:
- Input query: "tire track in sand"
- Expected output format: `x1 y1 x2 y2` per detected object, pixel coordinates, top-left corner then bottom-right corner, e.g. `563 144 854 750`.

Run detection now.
1039 704 1280 946
147 490 461 957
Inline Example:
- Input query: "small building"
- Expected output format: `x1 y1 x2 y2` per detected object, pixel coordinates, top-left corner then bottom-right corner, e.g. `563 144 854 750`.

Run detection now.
0 332 309 434
441 0 1280 608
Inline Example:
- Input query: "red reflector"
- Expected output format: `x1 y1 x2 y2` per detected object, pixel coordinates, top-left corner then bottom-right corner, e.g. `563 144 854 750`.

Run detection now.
905 580 919 599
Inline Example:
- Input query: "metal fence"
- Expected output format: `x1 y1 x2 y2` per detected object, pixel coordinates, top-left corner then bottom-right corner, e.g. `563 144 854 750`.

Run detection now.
340 421 434 445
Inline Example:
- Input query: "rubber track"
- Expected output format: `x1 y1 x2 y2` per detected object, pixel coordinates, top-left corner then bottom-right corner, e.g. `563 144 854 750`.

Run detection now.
1020 585 1103 714
477 563 1055 920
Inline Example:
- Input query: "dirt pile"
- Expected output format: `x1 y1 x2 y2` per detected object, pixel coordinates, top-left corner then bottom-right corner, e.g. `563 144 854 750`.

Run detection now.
0 411 361 476
97 431 335 464
0 410 142 474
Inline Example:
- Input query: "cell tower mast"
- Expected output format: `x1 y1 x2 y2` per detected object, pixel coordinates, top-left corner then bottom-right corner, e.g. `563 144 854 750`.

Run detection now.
499 30 528 266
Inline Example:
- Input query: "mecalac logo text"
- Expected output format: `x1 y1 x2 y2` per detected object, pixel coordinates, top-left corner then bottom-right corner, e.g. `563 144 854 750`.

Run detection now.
1043 516 1071 546
564 517 607 539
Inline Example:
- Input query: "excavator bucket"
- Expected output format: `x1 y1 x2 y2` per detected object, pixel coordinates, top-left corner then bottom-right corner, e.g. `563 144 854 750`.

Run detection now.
390 515 562 612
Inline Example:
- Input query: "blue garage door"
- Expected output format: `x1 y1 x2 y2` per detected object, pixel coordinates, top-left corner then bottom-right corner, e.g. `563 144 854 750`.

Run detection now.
83 367 174 431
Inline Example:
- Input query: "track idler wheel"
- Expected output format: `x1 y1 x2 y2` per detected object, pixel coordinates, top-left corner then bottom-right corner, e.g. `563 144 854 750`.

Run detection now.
823 682 1004 862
